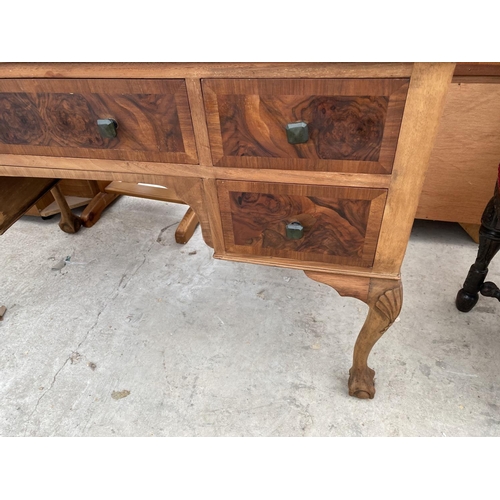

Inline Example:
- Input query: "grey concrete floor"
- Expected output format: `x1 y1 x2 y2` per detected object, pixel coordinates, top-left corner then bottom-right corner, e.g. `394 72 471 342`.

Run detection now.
1 196 499 437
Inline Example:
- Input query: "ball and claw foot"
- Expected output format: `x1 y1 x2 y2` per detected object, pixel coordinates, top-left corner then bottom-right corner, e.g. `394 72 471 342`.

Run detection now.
305 272 402 400
348 366 376 399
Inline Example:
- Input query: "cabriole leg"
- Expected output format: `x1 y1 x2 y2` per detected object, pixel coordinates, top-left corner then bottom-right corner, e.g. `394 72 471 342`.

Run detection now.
348 279 403 399
305 272 403 399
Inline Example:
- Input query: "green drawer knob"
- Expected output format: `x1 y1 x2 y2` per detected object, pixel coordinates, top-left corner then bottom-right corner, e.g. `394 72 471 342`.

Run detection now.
286 121 309 144
97 118 118 138
286 221 304 240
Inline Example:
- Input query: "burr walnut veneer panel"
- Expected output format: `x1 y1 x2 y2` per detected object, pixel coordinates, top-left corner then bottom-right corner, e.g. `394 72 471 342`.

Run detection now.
217 180 387 268
0 79 198 164
203 79 409 173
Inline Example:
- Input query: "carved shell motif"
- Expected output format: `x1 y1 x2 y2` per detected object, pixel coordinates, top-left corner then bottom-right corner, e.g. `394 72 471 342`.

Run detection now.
374 285 403 323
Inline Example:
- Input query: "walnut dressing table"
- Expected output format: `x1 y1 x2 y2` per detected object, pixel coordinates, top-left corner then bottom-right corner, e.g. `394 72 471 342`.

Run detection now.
0 63 455 399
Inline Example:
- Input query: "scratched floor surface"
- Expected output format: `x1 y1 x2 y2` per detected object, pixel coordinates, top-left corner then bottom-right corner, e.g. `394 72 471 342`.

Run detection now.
0 197 499 436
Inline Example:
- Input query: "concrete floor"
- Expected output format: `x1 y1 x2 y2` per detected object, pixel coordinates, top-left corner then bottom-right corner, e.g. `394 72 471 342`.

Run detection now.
1 196 499 437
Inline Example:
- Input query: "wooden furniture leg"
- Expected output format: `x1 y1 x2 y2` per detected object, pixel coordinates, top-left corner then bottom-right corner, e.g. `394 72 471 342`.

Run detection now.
24 180 105 219
174 207 199 244
306 272 403 399
456 183 500 311
80 181 119 228
349 279 403 399
82 180 201 244
50 184 82 234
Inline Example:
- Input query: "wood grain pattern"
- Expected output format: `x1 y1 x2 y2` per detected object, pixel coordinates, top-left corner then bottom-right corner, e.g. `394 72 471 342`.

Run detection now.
231 192 370 257
454 63 500 77
0 155 392 188
58 180 103 198
416 82 500 224
104 181 184 203
305 271 371 303
0 63 414 79
217 180 387 268
0 79 198 164
185 78 213 166
216 252 400 279
373 63 455 275
452 76 500 84
0 176 58 234
203 79 409 173
202 178 225 253
174 207 199 244
218 95 387 160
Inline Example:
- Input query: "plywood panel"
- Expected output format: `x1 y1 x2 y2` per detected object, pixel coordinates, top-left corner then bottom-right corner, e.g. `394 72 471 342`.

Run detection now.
416 82 500 224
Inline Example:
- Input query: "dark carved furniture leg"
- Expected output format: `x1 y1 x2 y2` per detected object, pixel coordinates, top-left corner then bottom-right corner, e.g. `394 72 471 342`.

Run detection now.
456 183 500 312
306 272 403 399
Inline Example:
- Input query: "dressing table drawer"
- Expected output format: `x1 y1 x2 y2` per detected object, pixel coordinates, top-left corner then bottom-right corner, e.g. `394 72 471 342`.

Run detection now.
0 79 198 164
203 78 409 173
217 180 387 268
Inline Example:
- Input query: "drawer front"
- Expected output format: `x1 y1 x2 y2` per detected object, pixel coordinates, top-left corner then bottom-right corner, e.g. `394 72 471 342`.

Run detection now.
217 180 387 268
204 79 409 173
0 79 198 164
